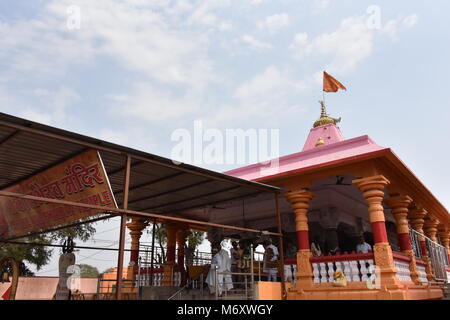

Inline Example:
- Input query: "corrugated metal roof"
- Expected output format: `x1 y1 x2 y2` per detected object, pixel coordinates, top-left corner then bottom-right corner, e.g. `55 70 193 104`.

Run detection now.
0 113 280 220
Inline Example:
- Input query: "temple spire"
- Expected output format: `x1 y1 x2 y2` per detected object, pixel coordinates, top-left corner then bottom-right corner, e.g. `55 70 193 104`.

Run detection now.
313 100 341 128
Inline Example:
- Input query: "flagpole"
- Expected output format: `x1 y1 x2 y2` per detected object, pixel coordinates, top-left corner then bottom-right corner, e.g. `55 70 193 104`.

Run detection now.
322 90 326 110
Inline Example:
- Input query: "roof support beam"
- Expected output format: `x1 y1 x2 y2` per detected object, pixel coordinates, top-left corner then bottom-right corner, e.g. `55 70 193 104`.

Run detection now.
0 130 20 147
0 191 282 238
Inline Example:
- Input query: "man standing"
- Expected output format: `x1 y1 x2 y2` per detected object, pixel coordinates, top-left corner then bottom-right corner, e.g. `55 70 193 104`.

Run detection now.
206 243 233 296
356 234 372 254
263 238 279 282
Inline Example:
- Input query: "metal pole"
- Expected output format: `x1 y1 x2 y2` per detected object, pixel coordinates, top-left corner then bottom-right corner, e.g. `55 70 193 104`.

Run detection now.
245 276 248 300
250 246 254 299
116 154 131 300
215 267 219 300
150 218 156 286
201 273 204 297
275 192 286 300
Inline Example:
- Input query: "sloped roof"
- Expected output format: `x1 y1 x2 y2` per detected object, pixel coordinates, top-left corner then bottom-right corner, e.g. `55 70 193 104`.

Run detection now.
0 112 279 224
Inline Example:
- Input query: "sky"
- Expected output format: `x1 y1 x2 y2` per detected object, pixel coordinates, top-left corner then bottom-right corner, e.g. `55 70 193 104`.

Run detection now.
1 0 450 276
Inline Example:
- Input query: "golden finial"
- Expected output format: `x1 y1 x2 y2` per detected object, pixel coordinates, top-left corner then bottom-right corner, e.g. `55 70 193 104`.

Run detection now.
313 100 341 128
315 137 325 147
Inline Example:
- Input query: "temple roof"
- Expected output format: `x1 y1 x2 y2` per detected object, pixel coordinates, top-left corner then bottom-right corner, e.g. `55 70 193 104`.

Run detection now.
225 130 386 182
224 100 450 225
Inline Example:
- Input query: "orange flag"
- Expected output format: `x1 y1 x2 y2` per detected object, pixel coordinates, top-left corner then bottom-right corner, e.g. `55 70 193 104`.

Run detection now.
323 71 346 92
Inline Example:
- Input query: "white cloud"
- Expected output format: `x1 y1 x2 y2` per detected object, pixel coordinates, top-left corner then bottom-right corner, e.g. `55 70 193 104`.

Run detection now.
0 0 216 92
204 66 309 126
313 0 330 12
290 32 309 48
107 82 201 123
289 13 418 74
381 14 419 39
258 13 290 34
241 34 272 50
1 86 80 126
290 16 373 74
402 14 418 28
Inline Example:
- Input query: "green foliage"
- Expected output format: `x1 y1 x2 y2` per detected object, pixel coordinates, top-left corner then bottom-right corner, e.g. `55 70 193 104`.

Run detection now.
187 230 205 249
78 263 99 278
0 221 96 274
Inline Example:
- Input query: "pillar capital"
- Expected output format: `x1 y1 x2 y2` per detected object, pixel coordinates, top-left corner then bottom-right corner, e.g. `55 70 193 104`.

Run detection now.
407 206 427 234
352 175 390 192
384 195 413 210
353 175 390 225
423 214 440 242
385 195 413 251
284 189 314 205
284 189 314 232
438 227 450 247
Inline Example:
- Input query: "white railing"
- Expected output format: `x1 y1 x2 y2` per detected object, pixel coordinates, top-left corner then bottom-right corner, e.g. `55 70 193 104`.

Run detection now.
310 253 376 283
392 252 412 282
416 261 428 284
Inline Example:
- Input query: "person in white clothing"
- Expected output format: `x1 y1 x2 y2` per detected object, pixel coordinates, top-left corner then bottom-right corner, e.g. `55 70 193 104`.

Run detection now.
205 243 234 296
356 235 372 254
263 238 279 282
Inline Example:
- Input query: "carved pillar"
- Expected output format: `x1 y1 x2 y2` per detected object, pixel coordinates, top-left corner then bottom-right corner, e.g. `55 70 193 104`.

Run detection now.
284 189 314 289
384 195 419 283
424 214 440 281
126 218 147 280
163 224 178 286
424 215 440 243
408 207 434 282
353 175 400 288
176 228 190 286
438 227 450 263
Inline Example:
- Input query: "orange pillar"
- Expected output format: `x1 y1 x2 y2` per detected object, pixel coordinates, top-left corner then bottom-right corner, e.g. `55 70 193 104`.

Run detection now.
284 189 314 290
385 195 419 283
353 175 401 289
438 228 450 263
408 207 434 282
126 218 147 280
164 224 177 286
424 214 440 281
177 228 190 286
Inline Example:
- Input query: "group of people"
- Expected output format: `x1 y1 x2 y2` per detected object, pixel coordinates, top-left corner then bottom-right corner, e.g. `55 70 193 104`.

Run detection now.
310 234 373 257
204 238 280 296
204 234 373 295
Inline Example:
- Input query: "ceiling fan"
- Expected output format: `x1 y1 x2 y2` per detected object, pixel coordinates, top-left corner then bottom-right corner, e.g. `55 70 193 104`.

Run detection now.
323 175 352 186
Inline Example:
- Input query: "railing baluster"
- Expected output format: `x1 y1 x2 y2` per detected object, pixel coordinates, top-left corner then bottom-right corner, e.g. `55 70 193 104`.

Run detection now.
320 262 328 283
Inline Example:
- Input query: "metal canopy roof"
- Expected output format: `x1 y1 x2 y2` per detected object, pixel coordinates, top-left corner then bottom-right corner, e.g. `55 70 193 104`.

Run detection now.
0 112 280 220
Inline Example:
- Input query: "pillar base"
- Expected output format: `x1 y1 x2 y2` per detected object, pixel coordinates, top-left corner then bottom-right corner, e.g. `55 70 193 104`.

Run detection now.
295 250 313 290
373 243 402 288
287 282 444 300
163 264 175 286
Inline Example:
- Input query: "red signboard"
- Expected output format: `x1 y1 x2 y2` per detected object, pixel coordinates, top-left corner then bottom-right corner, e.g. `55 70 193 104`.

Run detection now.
0 149 117 238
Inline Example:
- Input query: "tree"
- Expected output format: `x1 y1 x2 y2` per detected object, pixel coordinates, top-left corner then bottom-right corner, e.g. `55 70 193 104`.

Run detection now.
0 218 97 275
78 264 99 278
